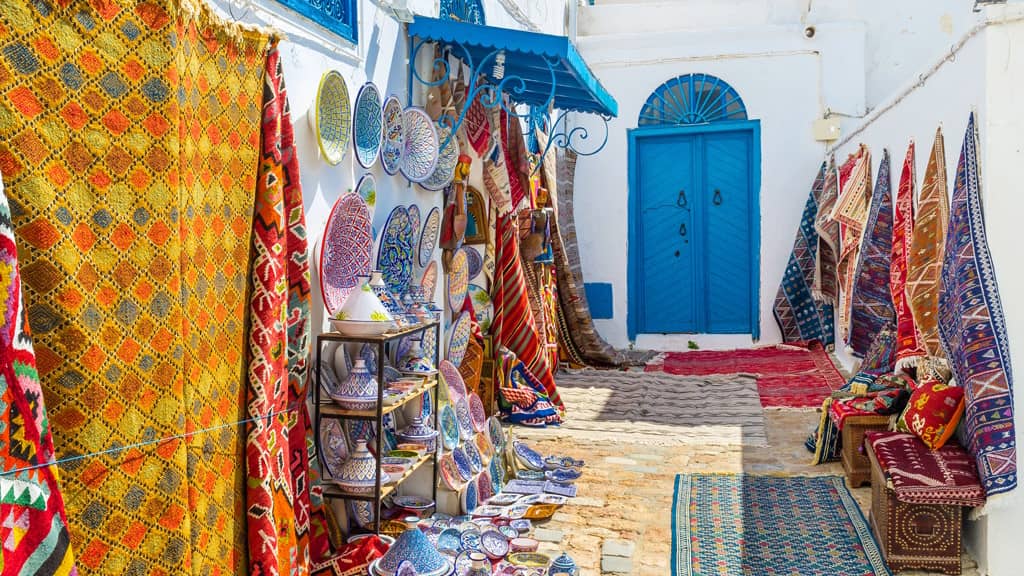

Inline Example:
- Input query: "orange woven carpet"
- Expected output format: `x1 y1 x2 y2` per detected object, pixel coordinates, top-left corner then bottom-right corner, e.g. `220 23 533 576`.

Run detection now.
0 1 268 574
646 342 846 408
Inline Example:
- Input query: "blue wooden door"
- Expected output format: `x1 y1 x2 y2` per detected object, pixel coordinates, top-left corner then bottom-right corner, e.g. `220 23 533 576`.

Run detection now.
630 123 759 337
636 135 698 333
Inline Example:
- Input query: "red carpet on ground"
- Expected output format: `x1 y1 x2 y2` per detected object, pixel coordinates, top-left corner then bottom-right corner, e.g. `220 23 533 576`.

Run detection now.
645 341 845 408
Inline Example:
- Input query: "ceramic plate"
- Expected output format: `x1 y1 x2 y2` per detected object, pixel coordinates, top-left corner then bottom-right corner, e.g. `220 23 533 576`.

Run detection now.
319 194 372 315
499 525 518 540
319 419 349 478
440 453 462 491
475 431 494 460
468 393 487 433
477 471 494 503
488 493 519 506
463 439 483 474
514 441 545 471
355 173 376 219
452 446 473 482
507 553 550 568
487 416 504 451
480 527 507 559
392 495 434 510
473 505 503 518
467 284 493 333
400 107 439 183
420 124 459 191
353 82 383 168
420 260 439 302
313 70 350 165
509 519 532 534
503 480 545 495
345 420 375 449
447 248 469 312
543 481 577 498
407 204 421 259
422 325 437 365
447 311 472 367
455 397 474 440
460 481 478 514
437 527 462 553
418 207 441 268
377 206 416 294
545 468 581 484
440 404 460 450
381 95 404 175
515 470 545 481
440 359 468 401
463 246 483 279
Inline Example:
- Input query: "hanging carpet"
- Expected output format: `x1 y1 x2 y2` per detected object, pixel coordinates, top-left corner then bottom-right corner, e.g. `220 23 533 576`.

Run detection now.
831 146 872 345
890 143 926 368
773 162 836 349
646 342 845 408
0 1 269 573
813 157 840 304
1 174 77 575
907 129 950 361
550 150 631 366
848 150 896 357
938 114 1017 499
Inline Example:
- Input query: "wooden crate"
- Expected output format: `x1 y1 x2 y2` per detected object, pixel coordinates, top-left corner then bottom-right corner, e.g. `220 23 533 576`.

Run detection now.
867 440 963 575
840 414 891 488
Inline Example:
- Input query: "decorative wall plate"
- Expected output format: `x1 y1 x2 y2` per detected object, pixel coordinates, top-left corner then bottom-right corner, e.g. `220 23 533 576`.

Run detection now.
320 193 372 315
400 107 440 183
420 260 438 301
440 404 460 450
477 472 495 505
468 393 487 433
463 246 483 279
422 325 437 365
381 95 404 175
489 457 504 494
418 207 441 268
460 478 478 514
312 70 351 165
446 311 472 367
452 446 473 482
320 419 349 478
440 452 462 490
407 204 422 257
353 82 384 168
420 125 460 191
467 284 493 333
440 359 468 401
487 416 504 451
377 206 416 294
448 249 469 312
355 174 376 219
463 438 484 474
475 431 494 460
455 397 475 440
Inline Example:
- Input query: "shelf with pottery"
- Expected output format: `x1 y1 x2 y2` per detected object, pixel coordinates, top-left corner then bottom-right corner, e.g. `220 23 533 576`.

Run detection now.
322 451 435 501
318 376 437 421
318 319 439 343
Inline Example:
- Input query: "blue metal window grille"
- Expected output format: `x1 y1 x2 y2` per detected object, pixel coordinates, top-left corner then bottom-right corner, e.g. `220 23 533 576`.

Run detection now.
440 0 486 24
638 74 747 126
275 0 358 43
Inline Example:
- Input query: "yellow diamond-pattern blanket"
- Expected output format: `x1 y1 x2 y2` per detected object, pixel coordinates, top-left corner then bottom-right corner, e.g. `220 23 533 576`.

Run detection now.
0 1 268 574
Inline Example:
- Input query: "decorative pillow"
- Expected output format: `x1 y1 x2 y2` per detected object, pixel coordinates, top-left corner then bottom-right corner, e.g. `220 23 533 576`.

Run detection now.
896 382 965 449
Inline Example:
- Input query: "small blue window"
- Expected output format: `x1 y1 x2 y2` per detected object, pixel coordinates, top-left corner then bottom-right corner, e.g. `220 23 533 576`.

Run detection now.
440 0 486 24
638 74 746 127
275 0 358 43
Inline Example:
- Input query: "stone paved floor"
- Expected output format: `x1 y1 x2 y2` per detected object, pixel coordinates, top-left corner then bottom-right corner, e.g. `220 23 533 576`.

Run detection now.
514 406 980 575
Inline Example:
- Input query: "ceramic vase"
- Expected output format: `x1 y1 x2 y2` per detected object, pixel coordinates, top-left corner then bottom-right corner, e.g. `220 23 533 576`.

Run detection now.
335 440 381 495
332 358 378 410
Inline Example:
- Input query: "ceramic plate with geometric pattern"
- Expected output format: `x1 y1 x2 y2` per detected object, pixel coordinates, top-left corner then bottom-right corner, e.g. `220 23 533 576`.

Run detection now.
353 82 384 168
418 207 441 268
377 205 415 294
463 246 483 279
381 95 404 175
313 70 351 165
447 248 469 312
400 107 439 183
447 311 472 367
420 124 459 191
320 193 372 315
420 260 438 302
407 204 422 260
355 173 376 220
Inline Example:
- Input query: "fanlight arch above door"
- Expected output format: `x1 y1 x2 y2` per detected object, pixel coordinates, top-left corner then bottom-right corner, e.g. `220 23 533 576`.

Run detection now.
440 0 486 24
638 74 747 127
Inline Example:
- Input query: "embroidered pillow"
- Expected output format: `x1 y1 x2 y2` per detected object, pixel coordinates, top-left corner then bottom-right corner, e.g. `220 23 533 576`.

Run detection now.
896 382 965 449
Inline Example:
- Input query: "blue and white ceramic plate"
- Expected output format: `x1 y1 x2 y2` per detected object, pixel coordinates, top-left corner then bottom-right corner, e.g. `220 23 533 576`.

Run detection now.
393 495 434 510
407 204 422 267
447 311 472 368
463 246 483 279
455 397 474 440
381 95 404 175
353 82 383 168
400 107 439 183
447 248 469 312
452 447 473 482
460 480 478 515
377 205 415 294
420 124 459 191
463 439 484 474
418 207 441 268
513 441 545 471
440 404 460 450
487 416 504 451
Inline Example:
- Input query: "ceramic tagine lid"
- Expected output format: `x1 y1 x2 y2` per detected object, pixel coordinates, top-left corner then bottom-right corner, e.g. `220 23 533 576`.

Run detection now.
335 440 385 495
374 528 452 576
399 416 438 444
332 358 379 410
399 340 436 375
332 276 395 337
549 552 577 575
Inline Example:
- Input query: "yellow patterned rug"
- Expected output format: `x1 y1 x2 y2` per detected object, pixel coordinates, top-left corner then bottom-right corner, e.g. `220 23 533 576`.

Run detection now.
0 1 268 573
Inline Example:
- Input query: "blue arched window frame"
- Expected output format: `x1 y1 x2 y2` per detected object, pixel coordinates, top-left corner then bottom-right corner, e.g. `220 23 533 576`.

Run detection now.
440 0 486 25
638 74 747 127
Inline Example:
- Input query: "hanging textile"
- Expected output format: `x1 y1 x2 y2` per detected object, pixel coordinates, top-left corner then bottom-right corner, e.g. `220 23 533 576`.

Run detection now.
848 150 896 356
463 86 491 156
890 143 926 369
907 129 950 361
938 113 1016 499
245 42 328 575
0 1 269 573
772 162 836 348
830 146 872 344
812 158 840 304
496 348 560 426
1 174 77 575
550 150 629 366
492 213 564 415
482 108 514 217
500 111 530 214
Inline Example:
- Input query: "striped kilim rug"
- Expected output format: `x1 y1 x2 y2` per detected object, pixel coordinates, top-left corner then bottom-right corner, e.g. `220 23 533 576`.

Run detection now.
673 474 891 576
553 371 767 446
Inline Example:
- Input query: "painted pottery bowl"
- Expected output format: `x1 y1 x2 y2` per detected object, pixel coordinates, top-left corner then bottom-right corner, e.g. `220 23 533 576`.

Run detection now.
515 470 545 482
472 505 503 517
480 528 510 560
523 504 557 520
513 442 545 471
500 505 529 520
487 493 520 506
507 553 549 568
393 495 435 511
437 527 462 554
509 520 532 535
545 468 581 484
543 456 583 470
396 443 428 454
507 540 540 554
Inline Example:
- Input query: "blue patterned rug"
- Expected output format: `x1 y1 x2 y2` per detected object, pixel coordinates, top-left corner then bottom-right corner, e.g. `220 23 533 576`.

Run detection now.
672 474 891 575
